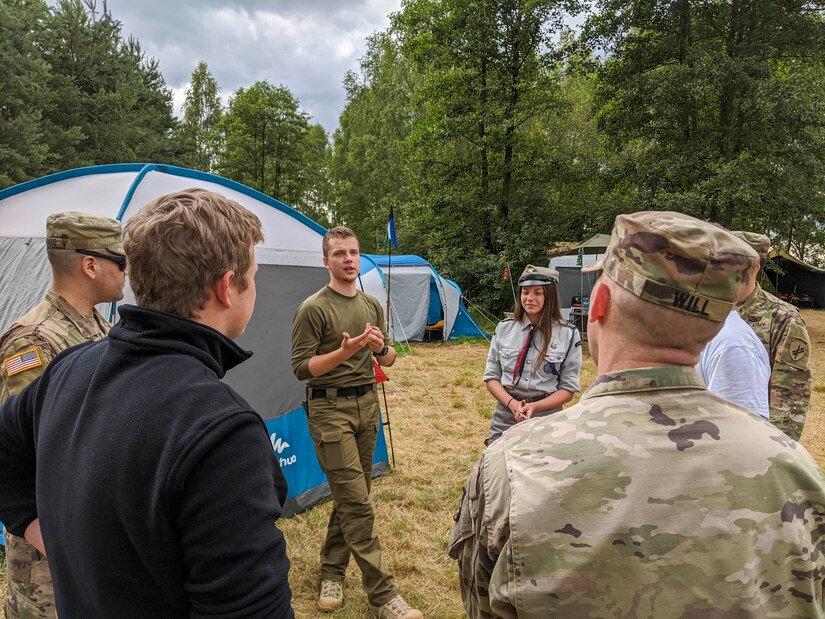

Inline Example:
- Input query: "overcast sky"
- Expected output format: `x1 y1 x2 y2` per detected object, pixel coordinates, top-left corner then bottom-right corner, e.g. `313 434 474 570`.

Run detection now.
103 0 402 133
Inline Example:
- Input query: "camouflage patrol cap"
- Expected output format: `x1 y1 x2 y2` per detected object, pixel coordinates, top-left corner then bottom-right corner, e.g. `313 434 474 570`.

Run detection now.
582 211 759 321
46 212 124 255
519 265 559 287
732 231 770 266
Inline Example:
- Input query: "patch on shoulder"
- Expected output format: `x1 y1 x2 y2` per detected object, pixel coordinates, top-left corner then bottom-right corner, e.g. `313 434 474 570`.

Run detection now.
3 348 43 377
789 338 808 362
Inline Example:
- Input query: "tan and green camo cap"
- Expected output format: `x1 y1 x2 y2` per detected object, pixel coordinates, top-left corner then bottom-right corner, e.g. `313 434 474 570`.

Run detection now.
583 211 759 321
46 211 124 255
731 230 770 265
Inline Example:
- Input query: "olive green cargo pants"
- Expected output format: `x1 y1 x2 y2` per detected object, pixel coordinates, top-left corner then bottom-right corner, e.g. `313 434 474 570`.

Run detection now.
307 388 396 606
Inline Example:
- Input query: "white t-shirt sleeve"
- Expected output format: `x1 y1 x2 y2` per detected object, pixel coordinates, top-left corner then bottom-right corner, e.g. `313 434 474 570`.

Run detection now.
696 312 770 417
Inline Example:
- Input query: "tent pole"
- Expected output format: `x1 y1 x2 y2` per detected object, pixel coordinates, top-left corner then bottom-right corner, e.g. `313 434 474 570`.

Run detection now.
382 218 396 468
381 383 396 467
507 263 517 307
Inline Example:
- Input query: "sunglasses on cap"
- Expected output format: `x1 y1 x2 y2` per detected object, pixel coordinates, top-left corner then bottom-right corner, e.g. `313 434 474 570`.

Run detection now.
75 249 127 271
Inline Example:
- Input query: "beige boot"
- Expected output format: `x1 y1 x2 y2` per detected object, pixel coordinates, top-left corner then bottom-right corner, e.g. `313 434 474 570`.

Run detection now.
318 580 343 612
370 594 423 619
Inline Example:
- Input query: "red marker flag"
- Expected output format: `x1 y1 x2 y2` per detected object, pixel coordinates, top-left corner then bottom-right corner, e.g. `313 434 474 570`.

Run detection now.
373 360 389 384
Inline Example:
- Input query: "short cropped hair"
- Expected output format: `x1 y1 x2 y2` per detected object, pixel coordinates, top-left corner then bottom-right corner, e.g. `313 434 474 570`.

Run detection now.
607 279 722 357
46 248 83 277
322 226 358 257
124 189 264 319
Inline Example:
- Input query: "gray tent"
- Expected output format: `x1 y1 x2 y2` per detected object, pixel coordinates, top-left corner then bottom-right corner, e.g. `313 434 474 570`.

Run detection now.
548 234 608 327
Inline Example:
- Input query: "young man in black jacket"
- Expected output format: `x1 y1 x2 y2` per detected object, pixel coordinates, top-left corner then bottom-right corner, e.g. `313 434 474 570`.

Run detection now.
0 189 293 618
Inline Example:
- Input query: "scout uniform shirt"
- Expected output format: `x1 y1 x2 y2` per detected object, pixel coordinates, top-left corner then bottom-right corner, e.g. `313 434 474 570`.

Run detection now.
450 365 825 618
737 282 812 440
483 316 582 443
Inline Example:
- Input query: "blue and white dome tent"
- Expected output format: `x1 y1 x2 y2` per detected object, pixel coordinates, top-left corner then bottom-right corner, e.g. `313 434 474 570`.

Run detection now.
0 163 390 522
360 254 487 342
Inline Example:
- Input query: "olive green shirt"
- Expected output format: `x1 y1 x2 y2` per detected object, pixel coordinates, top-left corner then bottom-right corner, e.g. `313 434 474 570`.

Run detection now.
1 290 110 403
291 286 388 388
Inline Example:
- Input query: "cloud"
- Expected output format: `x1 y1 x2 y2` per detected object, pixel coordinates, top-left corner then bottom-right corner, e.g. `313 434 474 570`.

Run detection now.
105 0 401 132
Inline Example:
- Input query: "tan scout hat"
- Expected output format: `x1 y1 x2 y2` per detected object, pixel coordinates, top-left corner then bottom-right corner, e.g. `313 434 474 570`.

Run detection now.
46 212 124 255
582 211 759 321
731 231 770 266
519 265 559 287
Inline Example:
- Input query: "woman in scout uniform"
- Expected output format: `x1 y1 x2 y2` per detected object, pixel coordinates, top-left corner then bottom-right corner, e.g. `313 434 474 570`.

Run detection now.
483 265 582 444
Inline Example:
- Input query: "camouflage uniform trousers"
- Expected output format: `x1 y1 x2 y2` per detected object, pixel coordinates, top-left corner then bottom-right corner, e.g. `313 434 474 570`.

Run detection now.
306 388 396 607
3 531 55 619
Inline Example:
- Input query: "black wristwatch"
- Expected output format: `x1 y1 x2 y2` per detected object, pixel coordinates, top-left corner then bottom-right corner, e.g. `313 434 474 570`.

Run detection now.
375 343 389 357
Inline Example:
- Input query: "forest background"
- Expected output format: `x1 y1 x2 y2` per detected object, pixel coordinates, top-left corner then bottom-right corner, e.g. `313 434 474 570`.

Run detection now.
3 0 825 314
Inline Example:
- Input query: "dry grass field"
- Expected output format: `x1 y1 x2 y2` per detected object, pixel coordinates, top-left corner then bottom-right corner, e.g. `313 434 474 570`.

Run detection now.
0 309 822 618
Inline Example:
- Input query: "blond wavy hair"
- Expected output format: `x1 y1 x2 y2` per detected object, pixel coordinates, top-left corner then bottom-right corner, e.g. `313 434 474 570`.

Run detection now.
124 189 263 318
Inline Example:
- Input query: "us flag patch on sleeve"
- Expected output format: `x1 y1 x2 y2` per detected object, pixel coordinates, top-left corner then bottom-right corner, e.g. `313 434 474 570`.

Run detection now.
4 348 43 377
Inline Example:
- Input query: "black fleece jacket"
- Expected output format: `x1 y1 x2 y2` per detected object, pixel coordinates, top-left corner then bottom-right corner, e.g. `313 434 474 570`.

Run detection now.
0 305 293 618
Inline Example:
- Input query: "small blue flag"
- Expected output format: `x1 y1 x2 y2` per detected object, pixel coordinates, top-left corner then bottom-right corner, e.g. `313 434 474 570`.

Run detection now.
384 206 398 250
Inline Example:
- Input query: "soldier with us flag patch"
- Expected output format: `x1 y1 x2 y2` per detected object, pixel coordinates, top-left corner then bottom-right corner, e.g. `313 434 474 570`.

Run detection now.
0 211 125 619
732 231 812 441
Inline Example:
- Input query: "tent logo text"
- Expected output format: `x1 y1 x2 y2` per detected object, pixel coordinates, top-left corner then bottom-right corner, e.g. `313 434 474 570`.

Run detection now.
270 433 297 467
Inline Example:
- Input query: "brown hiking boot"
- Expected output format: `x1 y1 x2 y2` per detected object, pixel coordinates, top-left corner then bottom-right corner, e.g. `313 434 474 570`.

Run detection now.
370 594 423 619
318 580 343 612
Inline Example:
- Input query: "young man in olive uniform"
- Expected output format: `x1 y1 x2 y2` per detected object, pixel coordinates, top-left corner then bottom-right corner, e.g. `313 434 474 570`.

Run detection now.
0 212 126 619
291 227 422 619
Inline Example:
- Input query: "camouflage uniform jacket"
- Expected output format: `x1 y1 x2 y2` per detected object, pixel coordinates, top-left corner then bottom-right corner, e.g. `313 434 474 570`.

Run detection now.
737 283 812 440
449 365 825 618
1 290 110 403
0 290 109 619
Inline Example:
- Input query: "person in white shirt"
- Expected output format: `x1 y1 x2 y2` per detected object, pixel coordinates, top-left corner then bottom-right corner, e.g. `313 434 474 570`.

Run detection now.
696 310 770 417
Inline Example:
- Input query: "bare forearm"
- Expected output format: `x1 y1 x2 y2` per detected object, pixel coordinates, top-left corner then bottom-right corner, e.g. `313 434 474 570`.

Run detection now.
485 380 512 407
374 346 396 367
533 389 574 412
307 348 353 377
25 518 45 555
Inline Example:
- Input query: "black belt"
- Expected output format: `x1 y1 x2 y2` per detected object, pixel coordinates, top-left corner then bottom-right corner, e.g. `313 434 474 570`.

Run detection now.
310 383 375 399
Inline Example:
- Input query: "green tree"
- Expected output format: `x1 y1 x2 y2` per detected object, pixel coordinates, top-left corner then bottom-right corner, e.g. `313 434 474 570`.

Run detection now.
296 123 334 228
181 60 222 172
0 0 82 188
394 0 583 310
218 81 311 204
330 31 415 251
588 0 825 259
40 0 181 168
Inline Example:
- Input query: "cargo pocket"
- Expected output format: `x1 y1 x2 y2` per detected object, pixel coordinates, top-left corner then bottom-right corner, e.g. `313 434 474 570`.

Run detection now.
448 461 480 561
320 430 346 470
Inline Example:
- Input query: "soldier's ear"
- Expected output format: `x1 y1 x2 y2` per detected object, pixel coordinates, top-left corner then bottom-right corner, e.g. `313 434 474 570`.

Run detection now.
589 281 611 324
79 255 98 280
